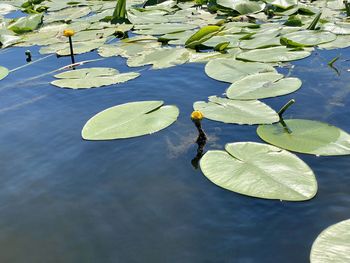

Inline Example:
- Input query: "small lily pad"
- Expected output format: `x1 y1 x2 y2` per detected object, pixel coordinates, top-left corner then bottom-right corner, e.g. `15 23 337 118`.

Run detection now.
200 142 317 201
8 13 43 34
82 101 179 140
0 66 9 80
193 96 279 125
310 219 350 263
205 58 276 83
257 119 350 156
227 72 302 100
281 30 336 47
51 67 140 89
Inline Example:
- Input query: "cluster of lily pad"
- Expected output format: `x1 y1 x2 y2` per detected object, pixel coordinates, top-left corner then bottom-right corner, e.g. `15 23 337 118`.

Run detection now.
1 0 350 261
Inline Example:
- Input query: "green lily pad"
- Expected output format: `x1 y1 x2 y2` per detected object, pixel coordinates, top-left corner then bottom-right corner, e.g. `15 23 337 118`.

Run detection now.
310 219 350 263
193 96 279 125
266 0 297 9
8 13 43 34
82 101 179 140
322 22 350 35
217 0 266 14
227 73 302 100
0 66 9 80
239 35 281 49
127 47 190 69
200 142 317 201
237 46 311 62
44 6 91 23
281 30 336 47
205 58 276 83
257 119 350 156
185 25 221 49
51 67 140 89
133 23 197 35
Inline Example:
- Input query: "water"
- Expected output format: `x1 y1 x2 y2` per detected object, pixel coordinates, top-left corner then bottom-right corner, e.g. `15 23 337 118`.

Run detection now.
0 44 350 262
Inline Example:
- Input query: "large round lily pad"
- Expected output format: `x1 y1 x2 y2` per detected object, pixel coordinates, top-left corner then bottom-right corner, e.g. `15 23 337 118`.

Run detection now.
0 66 9 81
51 67 140 89
205 58 276 83
310 219 350 263
82 101 179 140
257 119 350 155
193 96 279 125
200 142 317 201
227 72 302 100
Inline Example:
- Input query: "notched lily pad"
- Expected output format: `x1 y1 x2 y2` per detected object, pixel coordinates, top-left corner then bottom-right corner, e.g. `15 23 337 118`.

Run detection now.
51 67 140 89
193 96 279 125
200 142 317 201
257 119 350 156
310 219 350 263
82 100 179 140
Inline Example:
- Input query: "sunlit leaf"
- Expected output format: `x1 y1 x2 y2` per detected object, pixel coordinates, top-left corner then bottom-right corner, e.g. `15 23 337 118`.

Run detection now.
82 100 179 140
200 142 317 201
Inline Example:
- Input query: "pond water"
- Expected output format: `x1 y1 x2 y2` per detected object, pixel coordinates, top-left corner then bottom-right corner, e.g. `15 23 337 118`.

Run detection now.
0 43 350 262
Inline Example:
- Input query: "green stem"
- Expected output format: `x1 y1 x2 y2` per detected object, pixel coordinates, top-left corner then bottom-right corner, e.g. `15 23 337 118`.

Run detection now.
68 36 75 70
278 99 295 119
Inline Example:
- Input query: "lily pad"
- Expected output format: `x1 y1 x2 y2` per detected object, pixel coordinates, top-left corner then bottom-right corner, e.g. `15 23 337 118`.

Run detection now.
237 46 311 62
205 58 276 83
82 101 179 140
0 66 9 80
8 13 43 34
310 219 350 263
193 96 279 125
257 119 350 156
227 73 302 100
127 47 190 69
51 67 140 89
200 142 317 201
185 25 221 48
281 30 336 47
217 0 266 15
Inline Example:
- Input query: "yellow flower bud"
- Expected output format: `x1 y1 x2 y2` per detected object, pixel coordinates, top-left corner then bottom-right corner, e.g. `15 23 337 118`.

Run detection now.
63 29 75 37
191 110 204 120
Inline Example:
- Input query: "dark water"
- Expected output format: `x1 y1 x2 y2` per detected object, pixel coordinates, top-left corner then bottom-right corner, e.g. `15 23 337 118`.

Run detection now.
0 44 349 263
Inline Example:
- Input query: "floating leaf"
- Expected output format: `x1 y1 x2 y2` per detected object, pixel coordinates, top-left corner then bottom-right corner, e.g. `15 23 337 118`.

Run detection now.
310 219 350 263
127 47 190 69
51 67 140 89
133 23 197 35
82 101 179 140
217 0 266 15
239 35 281 49
200 142 317 201
44 6 91 23
193 96 279 125
8 13 43 34
322 22 350 35
281 30 336 47
185 25 221 49
257 119 350 156
237 46 311 62
227 73 302 100
205 58 276 83
0 66 9 80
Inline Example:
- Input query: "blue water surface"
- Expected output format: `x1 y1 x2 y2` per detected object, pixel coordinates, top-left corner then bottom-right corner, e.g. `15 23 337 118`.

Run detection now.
0 42 349 263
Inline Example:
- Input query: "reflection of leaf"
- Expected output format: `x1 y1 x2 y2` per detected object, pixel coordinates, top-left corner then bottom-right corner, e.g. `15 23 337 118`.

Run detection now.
227 72 302 99
257 119 350 155
200 142 317 201
193 96 279 125
82 101 179 140
310 219 350 263
51 67 140 89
